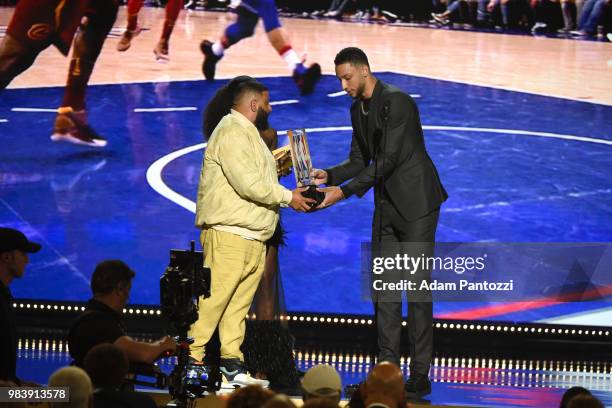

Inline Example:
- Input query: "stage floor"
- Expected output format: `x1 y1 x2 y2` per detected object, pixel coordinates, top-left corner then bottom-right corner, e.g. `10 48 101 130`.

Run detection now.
15 338 612 407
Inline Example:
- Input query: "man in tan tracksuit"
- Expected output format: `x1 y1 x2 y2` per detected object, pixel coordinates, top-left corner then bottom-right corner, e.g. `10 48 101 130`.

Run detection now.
189 76 313 388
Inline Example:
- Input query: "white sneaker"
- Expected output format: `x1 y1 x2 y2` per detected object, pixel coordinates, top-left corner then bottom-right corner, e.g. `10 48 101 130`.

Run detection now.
531 22 547 33
431 12 450 25
219 359 269 389
221 372 270 389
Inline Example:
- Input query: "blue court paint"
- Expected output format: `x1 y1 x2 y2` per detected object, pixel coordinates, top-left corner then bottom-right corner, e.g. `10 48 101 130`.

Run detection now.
1 73 611 323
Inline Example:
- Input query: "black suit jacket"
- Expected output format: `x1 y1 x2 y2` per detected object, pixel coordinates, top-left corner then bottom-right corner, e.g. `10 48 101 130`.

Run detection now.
0 282 17 382
326 80 448 222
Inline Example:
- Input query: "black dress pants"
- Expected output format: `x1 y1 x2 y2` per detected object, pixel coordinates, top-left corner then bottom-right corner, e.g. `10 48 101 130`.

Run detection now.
372 198 440 376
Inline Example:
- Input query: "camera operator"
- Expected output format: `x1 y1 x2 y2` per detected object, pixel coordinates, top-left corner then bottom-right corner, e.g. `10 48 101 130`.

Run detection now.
69 260 177 367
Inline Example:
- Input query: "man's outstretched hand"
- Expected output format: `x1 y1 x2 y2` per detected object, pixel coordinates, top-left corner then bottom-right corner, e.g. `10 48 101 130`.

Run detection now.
315 186 345 210
290 187 316 212
310 169 328 186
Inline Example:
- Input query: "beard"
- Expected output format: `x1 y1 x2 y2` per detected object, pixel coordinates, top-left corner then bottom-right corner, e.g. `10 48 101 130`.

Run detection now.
255 107 270 131
355 81 367 100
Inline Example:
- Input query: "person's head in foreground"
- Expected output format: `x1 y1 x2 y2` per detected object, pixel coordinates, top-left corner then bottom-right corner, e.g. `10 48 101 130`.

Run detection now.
83 343 128 389
48 366 93 408
301 364 342 405
567 394 604 408
560 386 592 408
362 361 406 408
262 394 297 408
227 384 275 408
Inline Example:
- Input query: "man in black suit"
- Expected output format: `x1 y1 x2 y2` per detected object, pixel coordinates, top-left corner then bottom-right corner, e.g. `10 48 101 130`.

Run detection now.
312 47 447 397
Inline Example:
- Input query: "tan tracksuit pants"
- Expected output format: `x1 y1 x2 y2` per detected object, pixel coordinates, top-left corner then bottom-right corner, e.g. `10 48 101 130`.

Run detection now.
188 228 266 361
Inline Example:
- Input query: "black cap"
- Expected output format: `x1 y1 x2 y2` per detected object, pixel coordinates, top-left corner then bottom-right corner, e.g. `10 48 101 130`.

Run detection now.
0 228 42 254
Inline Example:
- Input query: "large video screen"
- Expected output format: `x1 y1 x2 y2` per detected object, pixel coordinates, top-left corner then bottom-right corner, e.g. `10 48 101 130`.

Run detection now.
2 73 610 326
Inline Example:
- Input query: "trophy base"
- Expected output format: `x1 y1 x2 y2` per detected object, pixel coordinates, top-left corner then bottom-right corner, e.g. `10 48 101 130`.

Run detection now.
302 185 325 209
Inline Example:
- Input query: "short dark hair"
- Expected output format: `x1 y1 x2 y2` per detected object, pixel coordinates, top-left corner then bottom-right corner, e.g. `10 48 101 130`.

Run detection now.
83 343 128 388
561 387 591 408
302 398 341 408
229 75 268 104
567 394 604 408
90 260 135 295
227 385 274 408
203 76 268 140
334 47 370 68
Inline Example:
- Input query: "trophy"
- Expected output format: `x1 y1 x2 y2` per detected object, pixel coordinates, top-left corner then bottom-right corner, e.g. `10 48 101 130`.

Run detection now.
272 129 324 209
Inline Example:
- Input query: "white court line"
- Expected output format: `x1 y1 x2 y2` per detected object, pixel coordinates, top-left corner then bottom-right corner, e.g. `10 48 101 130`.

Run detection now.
0 198 90 286
146 142 207 214
11 107 57 113
270 99 299 106
328 90 421 98
279 125 612 146
107 27 150 38
427 125 612 146
134 107 197 112
387 69 611 107
445 188 612 213
147 125 612 213
0 119 7 123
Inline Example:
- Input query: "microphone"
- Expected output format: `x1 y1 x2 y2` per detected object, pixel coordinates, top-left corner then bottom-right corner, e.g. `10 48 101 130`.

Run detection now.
381 100 391 122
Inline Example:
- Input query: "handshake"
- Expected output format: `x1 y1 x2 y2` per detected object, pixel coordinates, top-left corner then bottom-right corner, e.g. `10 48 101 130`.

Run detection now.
287 169 344 213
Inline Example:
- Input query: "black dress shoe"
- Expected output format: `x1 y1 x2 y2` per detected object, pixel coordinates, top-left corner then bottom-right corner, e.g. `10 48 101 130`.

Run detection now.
405 374 431 398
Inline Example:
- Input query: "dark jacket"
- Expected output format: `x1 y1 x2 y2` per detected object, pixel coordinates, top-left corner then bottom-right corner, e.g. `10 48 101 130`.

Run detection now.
0 281 17 382
68 299 127 367
326 80 447 221
93 388 158 408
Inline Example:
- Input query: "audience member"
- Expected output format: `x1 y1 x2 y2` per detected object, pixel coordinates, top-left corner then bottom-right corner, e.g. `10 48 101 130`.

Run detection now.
561 386 592 408
302 397 341 408
362 362 406 408
324 0 352 17
571 0 609 36
48 366 93 408
347 382 366 408
226 385 275 408
262 394 298 408
567 394 605 408
83 343 157 408
559 0 584 32
301 364 342 405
